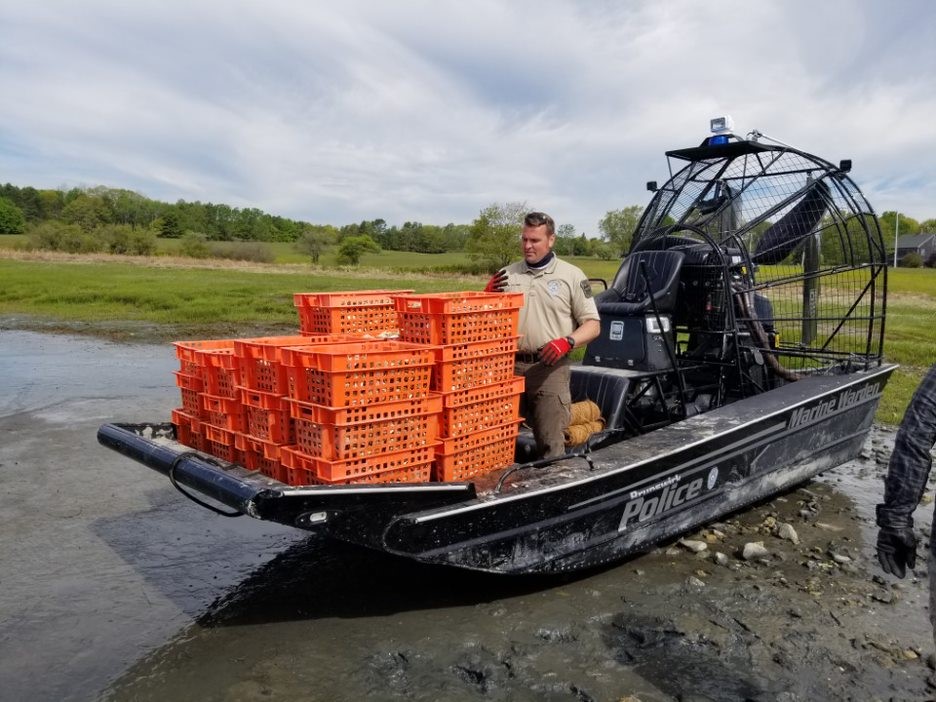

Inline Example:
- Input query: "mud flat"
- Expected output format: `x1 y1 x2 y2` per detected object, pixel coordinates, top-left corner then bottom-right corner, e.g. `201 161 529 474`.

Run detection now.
2 330 934 701
99 426 936 702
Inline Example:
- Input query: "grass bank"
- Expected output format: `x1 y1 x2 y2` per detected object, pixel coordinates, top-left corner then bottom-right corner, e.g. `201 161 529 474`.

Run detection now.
0 255 476 341
874 268 936 422
1 253 932 423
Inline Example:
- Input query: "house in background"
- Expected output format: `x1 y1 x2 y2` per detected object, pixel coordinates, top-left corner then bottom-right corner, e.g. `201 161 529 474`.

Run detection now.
895 232 936 266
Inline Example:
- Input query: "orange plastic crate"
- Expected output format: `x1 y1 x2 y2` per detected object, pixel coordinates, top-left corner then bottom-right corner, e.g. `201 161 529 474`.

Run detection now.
202 394 246 433
244 403 294 444
174 339 233 375
339 463 432 485
433 435 517 482
178 358 201 377
234 432 283 462
293 290 412 336
395 292 524 345
171 407 200 432
240 446 287 482
201 424 242 464
291 395 442 460
178 386 202 417
174 371 204 392
440 376 525 437
203 359 239 398
171 408 202 450
280 444 436 484
285 365 434 406
431 337 520 392
281 341 435 406
234 334 355 393
437 420 521 455
175 339 231 377
174 371 205 417
393 291 524 315
297 307 399 336
294 290 414 308
174 338 236 361
280 341 435 372
280 454 433 486
398 308 520 345
286 394 439 423
173 340 239 398
240 387 285 410
282 462 321 486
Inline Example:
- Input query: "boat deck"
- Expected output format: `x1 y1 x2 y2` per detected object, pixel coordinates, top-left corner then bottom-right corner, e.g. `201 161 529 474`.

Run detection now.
481 365 891 499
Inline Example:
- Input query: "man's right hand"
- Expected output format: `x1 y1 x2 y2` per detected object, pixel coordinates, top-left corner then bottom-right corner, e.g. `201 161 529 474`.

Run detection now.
484 270 508 293
877 525 918 578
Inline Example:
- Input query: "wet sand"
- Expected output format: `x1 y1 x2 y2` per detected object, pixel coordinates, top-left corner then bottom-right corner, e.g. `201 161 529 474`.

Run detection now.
1 329 934 701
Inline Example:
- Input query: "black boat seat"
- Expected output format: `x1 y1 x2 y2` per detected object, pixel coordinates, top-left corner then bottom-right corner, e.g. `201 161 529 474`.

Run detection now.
586 249 685 371
569 367 632 431
597 249 685 317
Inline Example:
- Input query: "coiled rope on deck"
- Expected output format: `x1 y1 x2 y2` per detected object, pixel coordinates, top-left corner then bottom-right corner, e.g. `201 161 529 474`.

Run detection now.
564 400 605 447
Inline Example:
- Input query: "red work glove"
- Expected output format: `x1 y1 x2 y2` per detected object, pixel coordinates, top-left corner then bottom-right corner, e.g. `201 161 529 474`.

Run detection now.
484 270 508 293
539 337 573 365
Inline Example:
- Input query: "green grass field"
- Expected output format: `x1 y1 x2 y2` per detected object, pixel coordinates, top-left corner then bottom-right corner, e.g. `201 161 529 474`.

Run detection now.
0 258 472 334
1 251 932 424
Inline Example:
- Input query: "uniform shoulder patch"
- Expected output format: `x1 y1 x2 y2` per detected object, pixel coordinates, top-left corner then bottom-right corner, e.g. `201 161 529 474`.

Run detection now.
580 279 593 298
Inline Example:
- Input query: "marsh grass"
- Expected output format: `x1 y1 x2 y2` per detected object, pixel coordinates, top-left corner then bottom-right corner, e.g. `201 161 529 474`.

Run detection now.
0 257 473 341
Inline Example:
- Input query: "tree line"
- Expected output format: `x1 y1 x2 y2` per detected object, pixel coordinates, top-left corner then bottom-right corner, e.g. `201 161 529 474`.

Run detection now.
0 183 309 241
6 181 923 269
0 183 640 268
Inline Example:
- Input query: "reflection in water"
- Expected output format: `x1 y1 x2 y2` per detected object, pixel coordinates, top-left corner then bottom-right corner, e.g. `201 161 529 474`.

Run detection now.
105 536 658 702
91 486 300 619
197 536 575 628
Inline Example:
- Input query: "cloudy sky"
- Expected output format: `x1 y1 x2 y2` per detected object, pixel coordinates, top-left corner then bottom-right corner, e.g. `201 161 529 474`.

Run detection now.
2 1 935 233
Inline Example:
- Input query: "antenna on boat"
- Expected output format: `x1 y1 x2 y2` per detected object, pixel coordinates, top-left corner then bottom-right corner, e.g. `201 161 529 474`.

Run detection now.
747 129 796 149
704 116 797 151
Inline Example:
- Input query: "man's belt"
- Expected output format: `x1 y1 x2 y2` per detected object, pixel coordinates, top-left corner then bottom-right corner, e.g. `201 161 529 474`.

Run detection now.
515 352 538 363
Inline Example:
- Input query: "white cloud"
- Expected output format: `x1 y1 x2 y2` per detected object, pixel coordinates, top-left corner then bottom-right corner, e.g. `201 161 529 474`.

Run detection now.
2 0 935 232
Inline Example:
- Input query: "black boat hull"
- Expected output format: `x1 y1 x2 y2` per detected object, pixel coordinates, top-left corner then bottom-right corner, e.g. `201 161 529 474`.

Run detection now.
377 364 892 573
98 364 894 574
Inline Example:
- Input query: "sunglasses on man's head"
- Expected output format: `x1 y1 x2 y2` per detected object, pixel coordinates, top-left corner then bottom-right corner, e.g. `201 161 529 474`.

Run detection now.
524 212 553 228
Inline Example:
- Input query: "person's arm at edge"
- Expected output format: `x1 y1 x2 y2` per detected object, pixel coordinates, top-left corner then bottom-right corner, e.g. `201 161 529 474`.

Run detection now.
878 364 936 529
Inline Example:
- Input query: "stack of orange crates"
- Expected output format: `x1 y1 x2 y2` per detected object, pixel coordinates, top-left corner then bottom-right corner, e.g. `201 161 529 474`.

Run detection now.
172 339 241 462
293 290 412 336
169 289 529 487
393 291 525 481
232 334 351 483
278 340 438 485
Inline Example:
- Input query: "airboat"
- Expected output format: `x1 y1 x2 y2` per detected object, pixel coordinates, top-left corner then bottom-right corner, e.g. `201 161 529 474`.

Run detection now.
99 118 894 574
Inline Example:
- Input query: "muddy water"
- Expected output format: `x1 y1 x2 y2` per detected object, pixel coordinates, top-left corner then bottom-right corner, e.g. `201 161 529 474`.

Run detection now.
1 330 934 701
0 331 301 701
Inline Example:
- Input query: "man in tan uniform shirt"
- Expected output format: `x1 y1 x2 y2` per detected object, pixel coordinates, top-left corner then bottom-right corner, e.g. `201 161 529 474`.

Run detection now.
486 212 600 458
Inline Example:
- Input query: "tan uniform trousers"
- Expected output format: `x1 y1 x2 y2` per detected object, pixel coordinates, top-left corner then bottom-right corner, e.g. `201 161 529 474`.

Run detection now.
516 359 571 459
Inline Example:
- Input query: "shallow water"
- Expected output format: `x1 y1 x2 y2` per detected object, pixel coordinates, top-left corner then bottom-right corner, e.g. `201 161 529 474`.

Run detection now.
0 331 300 701
1 330 932 701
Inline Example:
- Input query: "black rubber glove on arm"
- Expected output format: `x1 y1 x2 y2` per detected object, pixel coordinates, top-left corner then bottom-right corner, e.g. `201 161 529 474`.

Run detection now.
875 508 917 579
